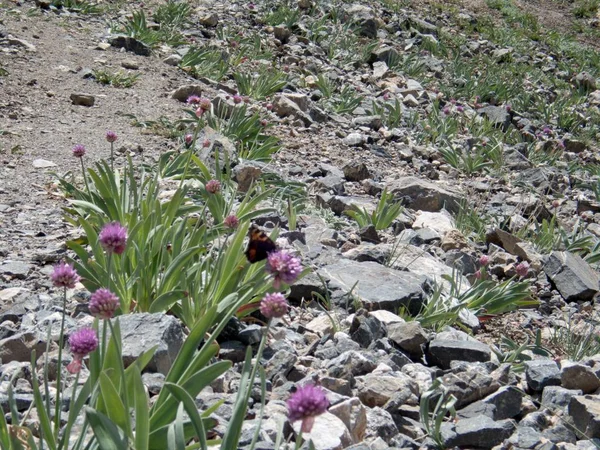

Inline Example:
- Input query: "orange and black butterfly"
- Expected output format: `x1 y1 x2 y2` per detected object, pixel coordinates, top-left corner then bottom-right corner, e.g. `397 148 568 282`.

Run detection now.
245 224 277 263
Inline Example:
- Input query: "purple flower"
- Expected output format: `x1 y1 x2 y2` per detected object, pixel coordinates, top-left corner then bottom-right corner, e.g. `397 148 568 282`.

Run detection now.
202 139 211 148
67 327 98 374
199 98 212 111
474 269 482 280
184 134 193 146
266 250 302 289
233 94 243 104
205 179 221 194
223 215 239 230
51 262 80 289
456 105 464 113
187 95 201 104
105 131 118 143
287 383 329 433
479 255 489 266
442 106 451 115
515 261 529 278
72 144 86 158
543 127 552 135
99 222 128 255
89 288 120 320
69 328 98 358
260 292 289 319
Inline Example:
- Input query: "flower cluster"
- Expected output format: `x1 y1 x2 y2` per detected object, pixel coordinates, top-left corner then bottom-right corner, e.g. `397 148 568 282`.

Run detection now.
89 288 120 319
51 262 80 289
266 250 302 289
72 144 86 158
205 179 221 194
67 327 98 374
99 222 128 255
260 292 288 319
287 383 329 433
105 131 118 143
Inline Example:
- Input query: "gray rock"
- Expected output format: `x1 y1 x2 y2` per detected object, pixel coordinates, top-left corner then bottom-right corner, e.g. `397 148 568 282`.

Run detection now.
366 407 399 442
171 84 204 102
0 261 31 279
506 427 544 449
266 349 297 380
0 332 47 362
345 4 378 38
272 95 312 126
442 415 516 448
369 46 399 64
325 350 377 379
387 321 428 356
349 311 386 348
141 372 165 395
115 313 185 375
568 395 600 438
387 176 462 213
232 161 263 193
441 364 505 408
563 138 587 153
163 54 182 66
317 260 429 314
352 115 382 130
199 13 219 27
69 93 95 106
343 161 371 182
427 339 491 369
108 35 151 56
561 363 600 394
32 159 57 169
356 372 418 407
238 324 262 346
372 61 388 79
480 386 523 420
477 105 512 131
543 251 599 302
574 72 597 91
358 225 379 243
542 386 582 410
343 132 366 146
524 360 561 392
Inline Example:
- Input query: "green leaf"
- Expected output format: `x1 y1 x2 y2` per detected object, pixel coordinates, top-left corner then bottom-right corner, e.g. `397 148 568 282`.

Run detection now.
85 407 128 450
99 372 129 436
133 368 150 450
167 404 186 450
163 383 207 450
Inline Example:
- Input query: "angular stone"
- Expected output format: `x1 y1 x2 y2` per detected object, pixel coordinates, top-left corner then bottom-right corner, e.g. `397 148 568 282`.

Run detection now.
317 260 429 314
477 105 512 131
171 84 204 102
349 311 386 348
568 395 600 438
387 177 462 213
544 251 599 302
69 93 95 106
561 362 600 394
272 95 312 126
442 415 516 448
357 372 418 407
0 261 31 279
387 321 428 356
108 35 151 56
115 313 185 375
291 412 352 449
328 397 368 443
542 386 582 410
343 161 371 182
427 339 491 369
412 210 455 234
0 332 47 362
524 360 561 392
365 407 398 442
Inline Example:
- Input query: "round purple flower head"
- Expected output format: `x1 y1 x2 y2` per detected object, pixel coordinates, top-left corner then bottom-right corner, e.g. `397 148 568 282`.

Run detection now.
89 288 120 320
187 95 201 104
67 327 98 374
184 134 193 146
233 94 243 104
205 179 221 194
72 144 86 158
479 255 489 266
515 261 529 278
99 222 128 255
199 97 212 111
105 131 118 143
260 292 289 319
223 215 239 230
287 383 329 433
266 250 302 289
69 328 98 358
51 262 80 289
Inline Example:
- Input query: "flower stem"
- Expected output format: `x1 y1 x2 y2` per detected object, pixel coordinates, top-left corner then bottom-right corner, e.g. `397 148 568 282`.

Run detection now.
110 142 114 172
108 319 131 436
54 286 67 437
80 158 90 194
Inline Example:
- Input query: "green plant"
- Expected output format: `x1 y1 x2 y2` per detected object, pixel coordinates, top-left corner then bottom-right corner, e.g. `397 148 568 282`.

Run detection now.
549 314 600 360
51 0 101 13
408 269 538 330
344 188 404 230
420 379 457 449
92 69 140 88
180 46 230 81
234 67 288 100
372 98 403 129
573 0 599 18
116 6 188 48
493 330 552 372
314 73 336 98
329 85 363 114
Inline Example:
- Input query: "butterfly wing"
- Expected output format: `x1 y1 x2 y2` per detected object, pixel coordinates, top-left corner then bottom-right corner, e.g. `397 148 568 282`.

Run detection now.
245 225 277 263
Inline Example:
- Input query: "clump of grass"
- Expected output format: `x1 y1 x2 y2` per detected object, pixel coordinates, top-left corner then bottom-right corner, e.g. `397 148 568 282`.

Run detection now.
92 69 140 88
573 0 599 18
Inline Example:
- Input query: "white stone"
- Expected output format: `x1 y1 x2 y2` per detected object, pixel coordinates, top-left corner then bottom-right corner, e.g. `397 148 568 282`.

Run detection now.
291 412 352 450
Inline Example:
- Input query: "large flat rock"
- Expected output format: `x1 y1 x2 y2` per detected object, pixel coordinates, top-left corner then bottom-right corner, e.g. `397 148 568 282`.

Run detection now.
317 260 429 314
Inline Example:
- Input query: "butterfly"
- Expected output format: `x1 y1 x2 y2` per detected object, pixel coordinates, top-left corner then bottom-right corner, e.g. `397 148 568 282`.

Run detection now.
245 224 277 263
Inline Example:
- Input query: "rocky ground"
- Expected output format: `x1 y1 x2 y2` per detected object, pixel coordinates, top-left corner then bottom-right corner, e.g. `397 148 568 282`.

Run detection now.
2 0 600 448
